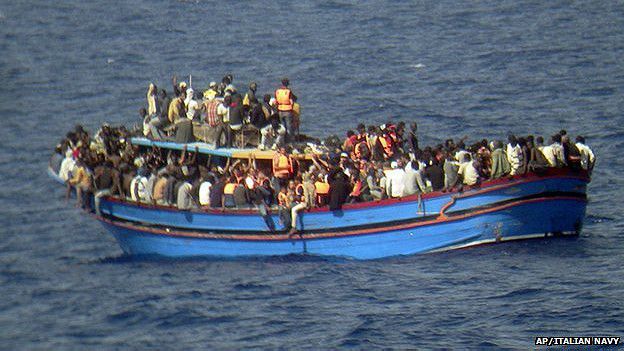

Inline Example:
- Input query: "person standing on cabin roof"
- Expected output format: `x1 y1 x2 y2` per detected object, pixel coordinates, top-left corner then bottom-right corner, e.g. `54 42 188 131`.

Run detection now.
147 83 159 117
275 78 297 142
203 81 219 101
216 95 231 148
227 92 244 147
168 90 186 124
242 81 257 112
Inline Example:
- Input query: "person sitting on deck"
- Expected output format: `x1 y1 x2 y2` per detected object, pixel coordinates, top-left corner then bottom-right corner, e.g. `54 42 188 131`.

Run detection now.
575 136 595 173
490 140 511 179
506 135 523 175
385 160 406 198
222 175 237 209
288 173 316 235
458 153 479 187
562 135 582 170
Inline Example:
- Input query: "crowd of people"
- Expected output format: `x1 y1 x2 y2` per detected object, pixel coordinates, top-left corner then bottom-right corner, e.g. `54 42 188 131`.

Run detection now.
52 74 596 235
140 74 300 150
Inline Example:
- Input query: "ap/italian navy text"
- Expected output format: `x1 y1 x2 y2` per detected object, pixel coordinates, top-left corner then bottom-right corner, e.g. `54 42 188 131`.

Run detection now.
535 336 620 346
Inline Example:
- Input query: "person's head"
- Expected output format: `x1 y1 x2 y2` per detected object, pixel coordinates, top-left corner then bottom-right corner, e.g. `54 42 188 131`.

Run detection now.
536 136 544 145
222 75 232 85
346 130 355 138
249 82 257 91
281 77 289 87
357 123 365 134
576 135 585 144
279 146 287 155
559 129 567 136
552 134 562 144
223 95 232 105
561 134 570 144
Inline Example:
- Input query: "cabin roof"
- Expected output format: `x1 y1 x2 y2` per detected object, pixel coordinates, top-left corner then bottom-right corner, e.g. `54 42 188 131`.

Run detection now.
130 137 315 160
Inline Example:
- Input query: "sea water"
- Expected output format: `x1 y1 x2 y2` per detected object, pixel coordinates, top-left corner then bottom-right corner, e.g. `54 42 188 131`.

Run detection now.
1 1 623 349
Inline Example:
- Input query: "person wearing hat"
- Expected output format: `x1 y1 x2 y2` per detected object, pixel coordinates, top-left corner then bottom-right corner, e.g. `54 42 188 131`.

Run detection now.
203 81 219 100
385 159 406 198
274 78 297 142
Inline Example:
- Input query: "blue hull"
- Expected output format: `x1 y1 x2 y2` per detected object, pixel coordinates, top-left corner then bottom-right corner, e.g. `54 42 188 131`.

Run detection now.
99 196 586 260
98 170 588 233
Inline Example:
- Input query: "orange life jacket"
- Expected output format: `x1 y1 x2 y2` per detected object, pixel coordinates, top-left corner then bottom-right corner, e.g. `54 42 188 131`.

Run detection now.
275 87 293 112
379 135 394 157
350 180 363 197
273 154 293 179
314 181 330 206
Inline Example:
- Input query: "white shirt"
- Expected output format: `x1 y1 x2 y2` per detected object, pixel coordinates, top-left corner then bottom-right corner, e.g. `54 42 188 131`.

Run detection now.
506 143 522 174
130 176 148 202
177 182 194 210
576 142 595 170
385 168 406 198
454 150 469 163
551 142 566 166
186 99 200 120
59 156 76 182
199 181 212 206
458 161 479 185
402 165 419 196
217 103 229 123
539 145 557 167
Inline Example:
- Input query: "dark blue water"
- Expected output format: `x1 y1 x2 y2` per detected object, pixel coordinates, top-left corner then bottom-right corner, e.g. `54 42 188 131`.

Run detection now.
2 1 624 349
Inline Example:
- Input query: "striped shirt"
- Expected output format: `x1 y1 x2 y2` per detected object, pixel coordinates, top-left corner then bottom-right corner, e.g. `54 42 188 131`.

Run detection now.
204 100 220 127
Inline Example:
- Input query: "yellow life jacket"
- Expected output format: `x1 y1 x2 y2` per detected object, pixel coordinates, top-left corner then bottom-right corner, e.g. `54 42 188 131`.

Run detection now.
224 183 236 195
275 88 293 112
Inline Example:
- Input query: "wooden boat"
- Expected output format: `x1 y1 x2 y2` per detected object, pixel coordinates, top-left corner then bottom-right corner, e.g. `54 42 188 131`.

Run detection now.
49 138 590 260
